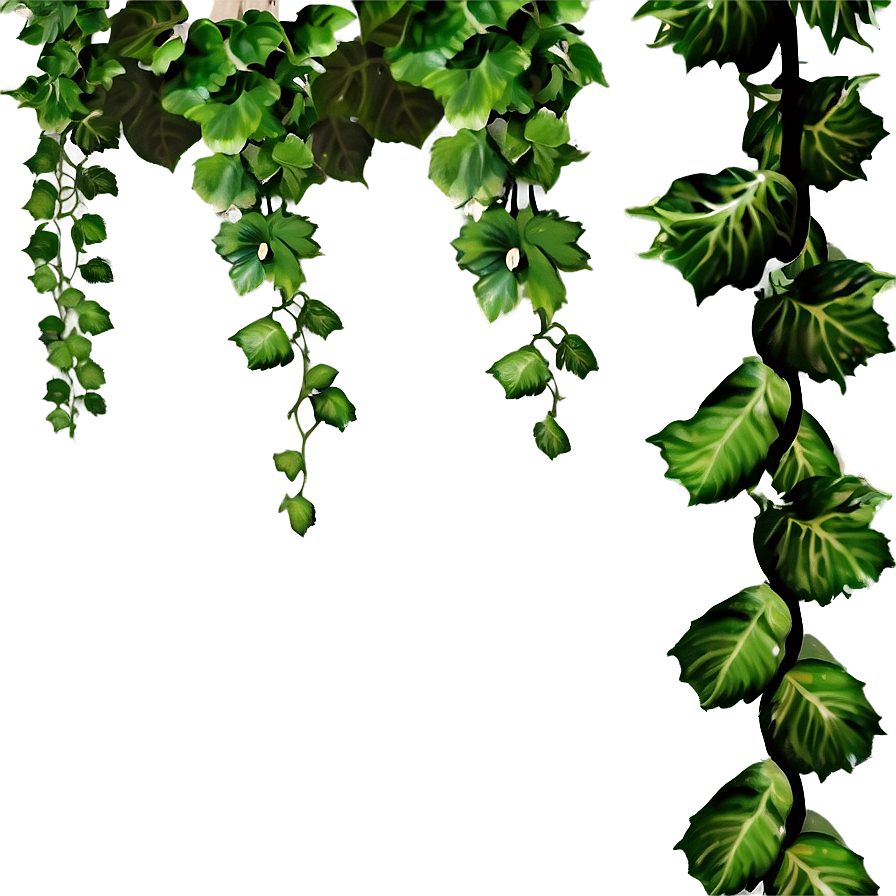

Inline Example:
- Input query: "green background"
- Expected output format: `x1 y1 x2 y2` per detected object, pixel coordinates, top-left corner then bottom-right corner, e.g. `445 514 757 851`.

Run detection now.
0 2 893 893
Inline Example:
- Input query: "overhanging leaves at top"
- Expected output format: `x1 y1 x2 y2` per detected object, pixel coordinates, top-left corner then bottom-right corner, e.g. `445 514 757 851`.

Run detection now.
106 1 189 64
791 0 889 53
647 358 790 505
628 168 796 303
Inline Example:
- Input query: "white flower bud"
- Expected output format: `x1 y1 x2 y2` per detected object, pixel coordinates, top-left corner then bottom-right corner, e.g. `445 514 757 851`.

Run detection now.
257 242 269 260
464 199 485 222
505 247 520 271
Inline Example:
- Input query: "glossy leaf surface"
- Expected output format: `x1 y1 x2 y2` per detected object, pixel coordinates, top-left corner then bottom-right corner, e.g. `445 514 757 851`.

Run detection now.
774 832 879 895
772 411 840 494
229 317 295 371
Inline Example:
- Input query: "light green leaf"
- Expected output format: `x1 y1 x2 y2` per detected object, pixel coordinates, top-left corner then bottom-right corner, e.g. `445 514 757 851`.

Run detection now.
669 584 791 710
524 108 570 147
754 475 894 605
289 3 356 60
71 214 107 251
192 153 257 212
772 411 840 494
647 358 790 505
65 332 92 363
271 134 316 202
23 180 57 220
556 334 598 379
46 407 72 433
487 346 551 399
628 168 796 303
86 57 127 91
37 40 78 79
310 387 356 431
487 116 529 165
24 134 60 175
304 364 338 391
774 833 879 895
754 259 894 392
229 316 295 371
299 300 343 340
791 0 888 53
522 209 590 272
273 450 304 482
675 759 793 895
59 287 85 308
47 341 73 371
226 9 286 67
28 264 57 293
278 493 316 536
188 81 281 155
151 36 185 75
75 301 113 336
761 655 884 782
429 128 508 207
533 414 571 459
634 0 779 73
76 359 106 390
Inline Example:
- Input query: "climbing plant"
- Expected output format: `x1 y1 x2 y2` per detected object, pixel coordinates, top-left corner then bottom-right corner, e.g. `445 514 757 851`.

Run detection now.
2 0 603 535
630 1 891 894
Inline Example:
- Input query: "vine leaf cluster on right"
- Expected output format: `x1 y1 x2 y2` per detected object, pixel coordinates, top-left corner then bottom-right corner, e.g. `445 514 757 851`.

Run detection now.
630 2 892 894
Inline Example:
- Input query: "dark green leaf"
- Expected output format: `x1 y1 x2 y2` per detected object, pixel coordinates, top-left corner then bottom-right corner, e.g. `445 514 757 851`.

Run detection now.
83 391 107 415
46 407 72 433
487 346 551 399
77 6 112 36
23 180 57 220
556 334 598 379
76 359 106 390
107 1 189 64
533 414 571 459
310 387 357 430
28 264 57 293
75 301 113 336
675 759 793 894
79 257 114 284
522 209 590 272
38 315 65 337
772 411 840 494
71 214 107 252
86 57 126 91
73 111 121 154
24 134 60 175
278 493 316 536
37 40 78 78
647 358 790 505
75 165 118 199
273 450 304 482
761 655 884 782
792 0 889 53
309 115 374 184
300 299 343 340
43 378 70 405
14 3 77 46
429 128 508 207
304 363 339 391
774 832 879 895
781 217 828 280
229 316 295 371
669 584 791 710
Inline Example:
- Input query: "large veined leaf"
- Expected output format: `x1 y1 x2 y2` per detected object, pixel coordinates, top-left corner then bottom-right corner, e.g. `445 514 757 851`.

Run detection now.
279 493 315 536
675 759 793 895
309 116 375 184
647 358 790 505
772 411 840 494
533 414 571 459
192 153 257 212
744 74 888 191
754 475 893 605
229 316 295 371
791 0 889 53
107 1 188 63
754 259 894 393
633 1 780 73
774 833 879 895
486 346 551 399
761 655 884 782
669 584 791 710
429 128 508 207
628 168 796 303
186 80 283 156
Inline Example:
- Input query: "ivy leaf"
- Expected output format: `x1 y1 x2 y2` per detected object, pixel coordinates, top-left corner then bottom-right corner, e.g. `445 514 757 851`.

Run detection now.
309 116 374 184
59 287 85 308
43 378 70 405
675 759 793 895
791 0 889 53
83 392 107 416
524 108 570 147
71 214 107 252
774 833 879 895
229 316 295 371
73 111 121 154
310 387 357 430
39 315 65 340
754 475 894 605
533 414 571 459
669 584 791 710
76 6 111 36
23 180 57 220
65 332 93 363
75 301 113 336
28 264 57 293
287 4 356 60
772 411 840 494
107 1 189 64
487 346 551 399
47 341 73 371
192 153 258 212
76 360 106 390
37 40 78 79
299 299 343 340
271 134 317 203
278 493 315 536
225 9 286 68
754 259 894 392
522 209 590 272
86 56 127 91
647 358 790 505
187 80 282 156
15 4 77 47
75 165 118 199
80 257 114 284
304 364 339 391
761 655 884 782
24 134 60 174
46 407 72 433
273 450 305 482
634 1 780 73
429 128 508 208
23 225 59 265
556 334 598 379
629 168 796 303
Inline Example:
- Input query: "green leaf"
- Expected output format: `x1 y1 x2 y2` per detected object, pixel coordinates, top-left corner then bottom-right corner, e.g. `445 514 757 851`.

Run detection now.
310 387 357 431
83 392 107 416
75 301 113 336
628 168 796 303
533 414 571 459
304 363 339 391
753 259 895 392
288 4 356 59
188 80 281 155
487 346 551 399
781 217 828 280
75 359 105 390
761 656 884 782
59 287 85 308
675 759 793 895
47 341 73 371
278 493 316 536
522 209 590 272
429 128 508 208
774 833 879 895
39 315 65 338
647 358 790 505
75 165 118 199
634 1 780 73
792 0 889 53
73 110 121 154
46 407 72 433
192 153 258 212
300 299 343 340
79 257 114 284
423 35 531 131
556 334 598 379
24 134 60 174
309 116 374 184
225 9 286 68
76 6 112 36
43 378 70 405
524 108 570 147
37 40 78 79
23 180 57 220
28 264 57 293
65 332 92 363
151 36 185 75
107 1 189 64
772 411 840 494
356 0 407 44
669 584 791 710
754 475 894 605
86 57 127 91
71 214 107 252
271 134 316 203
229 317 295 371
273 450 304 482
23 225 59 265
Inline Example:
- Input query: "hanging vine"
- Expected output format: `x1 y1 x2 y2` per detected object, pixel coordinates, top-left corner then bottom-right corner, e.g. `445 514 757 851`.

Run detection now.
630 2 891 893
